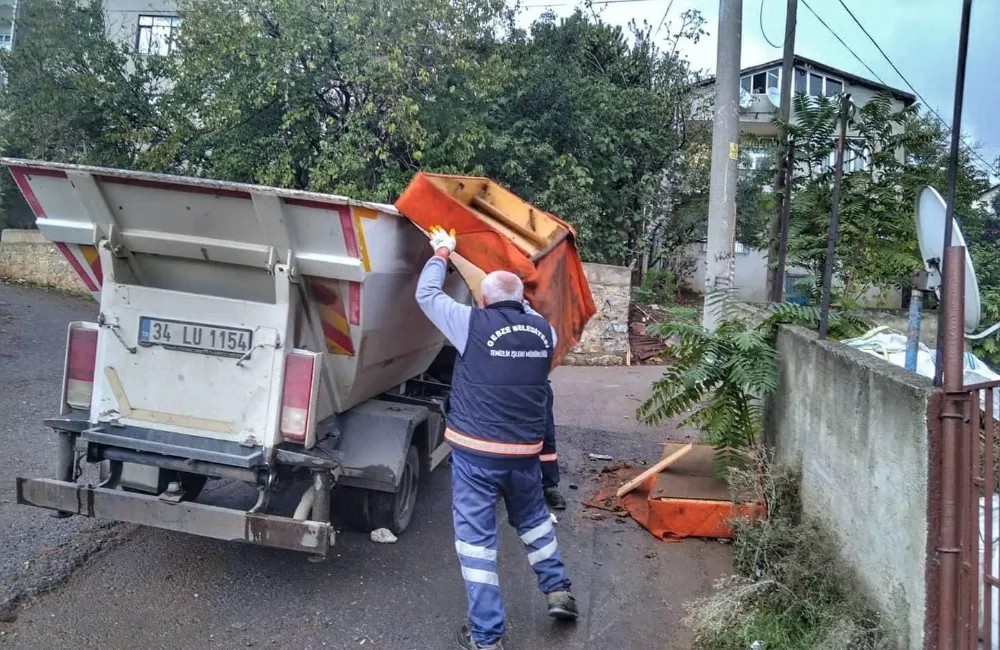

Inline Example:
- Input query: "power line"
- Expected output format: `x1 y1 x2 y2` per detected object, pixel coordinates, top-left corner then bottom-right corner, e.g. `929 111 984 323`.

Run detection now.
759 0 792 49
652 0 675 39
833 0 999 177
759 0 782 48
799 0 892 89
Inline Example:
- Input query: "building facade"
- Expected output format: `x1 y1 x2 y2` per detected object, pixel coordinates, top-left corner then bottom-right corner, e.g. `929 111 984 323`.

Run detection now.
684 55 917 308
104 0 180 53
1 0 19 52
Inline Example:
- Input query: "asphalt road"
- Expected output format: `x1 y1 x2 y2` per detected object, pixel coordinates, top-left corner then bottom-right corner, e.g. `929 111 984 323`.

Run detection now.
0 283 730 649
0 284 132 618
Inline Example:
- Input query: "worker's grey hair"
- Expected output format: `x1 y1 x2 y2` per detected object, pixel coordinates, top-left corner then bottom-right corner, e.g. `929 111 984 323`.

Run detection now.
480 270 524 305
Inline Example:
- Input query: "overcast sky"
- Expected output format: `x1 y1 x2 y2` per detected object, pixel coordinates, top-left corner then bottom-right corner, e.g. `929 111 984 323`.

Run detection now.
515 0 1000 184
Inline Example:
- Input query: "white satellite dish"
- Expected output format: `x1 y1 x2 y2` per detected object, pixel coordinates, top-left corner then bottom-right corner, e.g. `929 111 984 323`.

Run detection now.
766 87 782 109
739 87 754 110
915 185 982 333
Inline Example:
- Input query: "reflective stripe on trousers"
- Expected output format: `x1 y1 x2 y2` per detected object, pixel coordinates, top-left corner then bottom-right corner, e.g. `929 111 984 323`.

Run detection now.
450 452 571 646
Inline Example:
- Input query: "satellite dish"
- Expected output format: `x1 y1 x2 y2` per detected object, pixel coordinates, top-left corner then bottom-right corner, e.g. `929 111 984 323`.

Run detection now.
916 185 982 333
766 87 782 109
739 87 754 110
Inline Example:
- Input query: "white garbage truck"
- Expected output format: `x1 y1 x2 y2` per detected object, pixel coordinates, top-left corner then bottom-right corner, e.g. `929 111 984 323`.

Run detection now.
4 158 474 559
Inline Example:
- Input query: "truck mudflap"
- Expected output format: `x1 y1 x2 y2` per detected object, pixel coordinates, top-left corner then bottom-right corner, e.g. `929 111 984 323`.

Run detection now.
16 478 333 557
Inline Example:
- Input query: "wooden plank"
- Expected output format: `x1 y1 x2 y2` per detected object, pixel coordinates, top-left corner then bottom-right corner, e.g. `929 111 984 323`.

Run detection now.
616 443 694 498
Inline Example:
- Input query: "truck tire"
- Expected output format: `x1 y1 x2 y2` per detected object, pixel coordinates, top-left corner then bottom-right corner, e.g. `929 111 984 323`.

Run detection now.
334 444 421 535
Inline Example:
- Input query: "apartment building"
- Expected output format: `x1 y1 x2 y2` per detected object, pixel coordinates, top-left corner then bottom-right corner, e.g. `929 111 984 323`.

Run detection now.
683 55 917 306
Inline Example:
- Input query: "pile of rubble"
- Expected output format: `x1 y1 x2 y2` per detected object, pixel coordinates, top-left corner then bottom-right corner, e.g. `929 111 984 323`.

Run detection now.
629 305 673 364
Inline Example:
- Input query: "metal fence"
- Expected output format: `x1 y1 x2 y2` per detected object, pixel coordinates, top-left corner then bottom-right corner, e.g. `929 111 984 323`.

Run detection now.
956 379 1000 650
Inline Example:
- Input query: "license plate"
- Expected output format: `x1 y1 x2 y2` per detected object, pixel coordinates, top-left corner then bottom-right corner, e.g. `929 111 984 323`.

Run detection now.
138 317 253 358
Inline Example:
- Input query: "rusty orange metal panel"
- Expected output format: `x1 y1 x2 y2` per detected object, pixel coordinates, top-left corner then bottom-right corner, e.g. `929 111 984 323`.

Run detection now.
395 172 596 367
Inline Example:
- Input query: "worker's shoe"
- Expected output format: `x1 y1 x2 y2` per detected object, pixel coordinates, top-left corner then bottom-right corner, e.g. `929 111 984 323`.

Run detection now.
544 487 567 510
455 625 504 650
546 590 579 621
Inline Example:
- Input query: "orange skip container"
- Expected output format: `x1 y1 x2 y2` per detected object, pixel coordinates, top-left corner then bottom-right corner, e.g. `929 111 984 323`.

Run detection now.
395 172 596 367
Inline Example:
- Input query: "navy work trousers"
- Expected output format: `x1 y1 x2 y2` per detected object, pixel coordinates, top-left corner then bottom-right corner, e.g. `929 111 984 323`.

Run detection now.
450 451 571 645
540 381 559 488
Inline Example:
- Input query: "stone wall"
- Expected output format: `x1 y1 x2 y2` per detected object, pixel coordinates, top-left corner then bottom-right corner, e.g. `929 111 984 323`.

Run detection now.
563 262 631 366
0 230 89 295
765 325 937 650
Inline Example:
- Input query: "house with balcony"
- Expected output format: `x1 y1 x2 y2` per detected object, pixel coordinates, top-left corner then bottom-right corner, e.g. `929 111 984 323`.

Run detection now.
682 55 917 306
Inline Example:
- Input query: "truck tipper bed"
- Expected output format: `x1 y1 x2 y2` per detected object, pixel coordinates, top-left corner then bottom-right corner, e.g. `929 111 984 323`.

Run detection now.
4 159 478 559
4 159 595 560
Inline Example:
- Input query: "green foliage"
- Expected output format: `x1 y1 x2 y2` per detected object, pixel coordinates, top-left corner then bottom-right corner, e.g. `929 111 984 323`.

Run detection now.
775 93 924 302
897 115 999 366
148 0 514 200
741 93 996 353
685 449 890 650
473 10 709 264
637 298 871 474
0 0 170 219
664 305 700 324
634 268 677 306
0 2 707 268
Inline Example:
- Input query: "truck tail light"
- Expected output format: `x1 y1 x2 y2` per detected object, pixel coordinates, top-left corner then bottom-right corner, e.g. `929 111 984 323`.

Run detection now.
66 326 98 410
280 351 320 443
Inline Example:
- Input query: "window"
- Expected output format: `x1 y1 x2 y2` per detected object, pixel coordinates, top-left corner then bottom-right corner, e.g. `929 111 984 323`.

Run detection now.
742 67 782 94
741 66 844 99
823 141 871 173
136 15 181 56
794 68 807 94
741 149 774 172
809 73 823 96
767 69 779 91
700 241 751 255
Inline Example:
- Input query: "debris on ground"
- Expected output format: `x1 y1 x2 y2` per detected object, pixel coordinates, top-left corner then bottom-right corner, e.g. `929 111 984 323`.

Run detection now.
369 529 398 544
584 443 763 543
629 306 669 363
588 453 614 461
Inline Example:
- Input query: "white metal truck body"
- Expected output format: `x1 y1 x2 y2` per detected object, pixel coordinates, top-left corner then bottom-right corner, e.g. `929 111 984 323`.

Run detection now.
5 159 470 557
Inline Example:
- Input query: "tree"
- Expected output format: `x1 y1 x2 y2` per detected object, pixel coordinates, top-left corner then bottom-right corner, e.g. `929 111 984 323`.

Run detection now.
0 0 708 271
0 0 169 224
146 0 512 201
773 93 928 303
471 9 708 266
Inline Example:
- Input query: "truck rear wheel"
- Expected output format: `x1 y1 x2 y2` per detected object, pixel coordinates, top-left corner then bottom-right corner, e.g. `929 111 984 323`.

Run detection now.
334 444 420 535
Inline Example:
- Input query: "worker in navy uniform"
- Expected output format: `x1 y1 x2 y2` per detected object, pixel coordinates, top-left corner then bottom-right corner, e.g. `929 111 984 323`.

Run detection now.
415 226 579 650
540 380 566 510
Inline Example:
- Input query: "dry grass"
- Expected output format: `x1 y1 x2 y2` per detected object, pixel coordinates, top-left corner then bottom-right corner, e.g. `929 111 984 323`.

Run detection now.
683 446 892 650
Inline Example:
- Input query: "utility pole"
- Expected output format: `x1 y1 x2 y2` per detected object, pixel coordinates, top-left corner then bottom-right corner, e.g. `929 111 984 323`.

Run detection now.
701 0 743 331
765 0 798 302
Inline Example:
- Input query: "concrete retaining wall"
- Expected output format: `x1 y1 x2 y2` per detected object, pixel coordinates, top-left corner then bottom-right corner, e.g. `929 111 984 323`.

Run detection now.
563 262 631 366
0 230 89 295
765 326 937 650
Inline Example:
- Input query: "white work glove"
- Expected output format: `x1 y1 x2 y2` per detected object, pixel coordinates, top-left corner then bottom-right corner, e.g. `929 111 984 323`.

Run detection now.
428 225 457 255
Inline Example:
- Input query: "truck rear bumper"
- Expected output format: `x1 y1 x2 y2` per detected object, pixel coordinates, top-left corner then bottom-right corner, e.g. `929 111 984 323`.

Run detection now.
16 477 334 557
